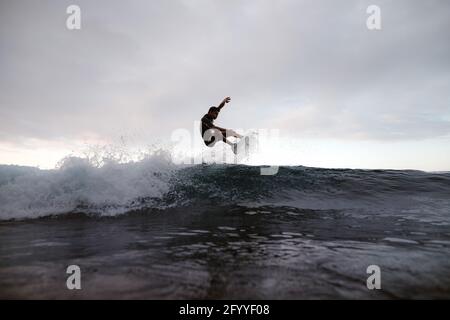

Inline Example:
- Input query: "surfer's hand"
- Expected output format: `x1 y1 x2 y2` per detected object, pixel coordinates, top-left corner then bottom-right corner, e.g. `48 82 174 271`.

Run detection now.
217 97 231 110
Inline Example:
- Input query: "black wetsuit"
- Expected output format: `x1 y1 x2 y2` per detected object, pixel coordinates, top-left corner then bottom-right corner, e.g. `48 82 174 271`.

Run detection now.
201 112 226 146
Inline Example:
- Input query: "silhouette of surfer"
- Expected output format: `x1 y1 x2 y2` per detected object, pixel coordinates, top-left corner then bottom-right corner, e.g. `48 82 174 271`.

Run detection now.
201 96 243 154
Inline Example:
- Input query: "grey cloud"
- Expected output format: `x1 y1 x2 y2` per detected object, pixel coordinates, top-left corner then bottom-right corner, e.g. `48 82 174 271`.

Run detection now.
0 0 449 144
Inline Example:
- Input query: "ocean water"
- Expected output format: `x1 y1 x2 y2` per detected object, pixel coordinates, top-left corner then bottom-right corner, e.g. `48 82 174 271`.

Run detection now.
1 156 450 299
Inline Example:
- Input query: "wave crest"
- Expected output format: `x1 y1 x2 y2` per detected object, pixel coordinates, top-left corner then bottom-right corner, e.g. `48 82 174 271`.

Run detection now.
1 151 449 221
0 150 176 220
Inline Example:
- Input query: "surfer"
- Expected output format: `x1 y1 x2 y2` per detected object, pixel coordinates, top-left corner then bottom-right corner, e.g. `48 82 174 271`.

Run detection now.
201 96 243 154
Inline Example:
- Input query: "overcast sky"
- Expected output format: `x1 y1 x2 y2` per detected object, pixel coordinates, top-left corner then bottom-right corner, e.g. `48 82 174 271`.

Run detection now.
1 0 449 170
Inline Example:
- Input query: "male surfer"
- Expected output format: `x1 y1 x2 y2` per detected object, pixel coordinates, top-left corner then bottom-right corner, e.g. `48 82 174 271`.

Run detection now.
201 96 243 154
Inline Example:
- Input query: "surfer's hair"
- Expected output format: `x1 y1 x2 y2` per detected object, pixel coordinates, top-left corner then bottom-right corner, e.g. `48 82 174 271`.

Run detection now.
208 106 219 113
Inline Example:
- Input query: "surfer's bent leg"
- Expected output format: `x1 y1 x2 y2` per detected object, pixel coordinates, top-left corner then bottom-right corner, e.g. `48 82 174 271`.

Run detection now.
203 129 238 148
215 129 235 146
203 128 231 147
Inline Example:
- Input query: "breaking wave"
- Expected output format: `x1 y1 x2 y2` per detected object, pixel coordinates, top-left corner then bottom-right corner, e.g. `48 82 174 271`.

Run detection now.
0 150 449 221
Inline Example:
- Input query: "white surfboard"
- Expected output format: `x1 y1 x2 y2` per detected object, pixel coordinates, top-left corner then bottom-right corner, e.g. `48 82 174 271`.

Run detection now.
234 133 258 160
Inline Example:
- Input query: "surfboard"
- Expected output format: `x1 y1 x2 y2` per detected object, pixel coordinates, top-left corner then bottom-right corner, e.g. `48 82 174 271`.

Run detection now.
234 133 258 160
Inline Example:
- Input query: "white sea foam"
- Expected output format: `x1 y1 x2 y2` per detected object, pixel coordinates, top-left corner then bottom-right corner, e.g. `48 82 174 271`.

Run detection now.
0 151 177 220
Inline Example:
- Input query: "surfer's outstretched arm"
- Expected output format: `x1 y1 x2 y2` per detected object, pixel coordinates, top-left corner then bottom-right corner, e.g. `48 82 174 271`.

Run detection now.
217 96 231 110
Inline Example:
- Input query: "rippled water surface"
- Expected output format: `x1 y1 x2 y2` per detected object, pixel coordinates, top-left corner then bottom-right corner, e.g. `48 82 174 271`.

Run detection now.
1 204 450 299
1 165 450 298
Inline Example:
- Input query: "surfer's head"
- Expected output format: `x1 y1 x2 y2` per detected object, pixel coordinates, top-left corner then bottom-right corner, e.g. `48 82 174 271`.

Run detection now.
208 107 219 119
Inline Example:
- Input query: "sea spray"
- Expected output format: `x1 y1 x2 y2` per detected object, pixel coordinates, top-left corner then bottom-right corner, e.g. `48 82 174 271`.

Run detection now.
0 147 178 220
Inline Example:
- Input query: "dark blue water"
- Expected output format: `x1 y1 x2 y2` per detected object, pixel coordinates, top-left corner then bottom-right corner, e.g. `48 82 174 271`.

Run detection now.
0 164 450 298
